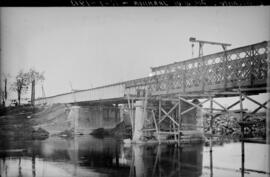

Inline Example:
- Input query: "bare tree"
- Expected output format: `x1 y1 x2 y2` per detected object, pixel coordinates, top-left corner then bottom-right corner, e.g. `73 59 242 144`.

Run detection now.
25 69 45 105
0 89 5 107
1 73 11 107
11 71 29 106
0 80 6 107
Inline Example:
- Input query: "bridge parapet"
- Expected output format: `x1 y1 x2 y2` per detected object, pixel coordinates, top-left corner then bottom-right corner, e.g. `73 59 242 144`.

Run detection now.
125 41 268 95
36 83 126 105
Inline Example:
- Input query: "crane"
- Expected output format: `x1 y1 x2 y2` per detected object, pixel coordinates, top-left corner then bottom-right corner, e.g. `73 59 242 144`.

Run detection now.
189 37 231 58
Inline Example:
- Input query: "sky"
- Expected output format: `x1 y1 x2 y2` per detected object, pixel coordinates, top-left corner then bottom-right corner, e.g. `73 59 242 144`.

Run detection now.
0 7 270 107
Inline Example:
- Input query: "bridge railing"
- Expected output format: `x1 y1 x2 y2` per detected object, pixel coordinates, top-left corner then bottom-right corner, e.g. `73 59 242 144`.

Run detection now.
125 41 268 94
35 83 126 104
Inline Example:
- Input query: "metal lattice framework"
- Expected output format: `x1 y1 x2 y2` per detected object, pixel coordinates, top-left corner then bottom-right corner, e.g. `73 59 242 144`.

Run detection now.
124 41 269 145
125 41 268 95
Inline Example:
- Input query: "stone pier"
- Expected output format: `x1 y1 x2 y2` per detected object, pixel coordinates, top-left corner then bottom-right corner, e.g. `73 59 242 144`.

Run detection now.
68 105 121 135
132 101 145 142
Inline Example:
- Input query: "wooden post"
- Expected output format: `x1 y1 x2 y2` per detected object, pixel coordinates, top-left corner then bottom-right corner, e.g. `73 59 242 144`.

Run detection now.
31 79 35 106
239 92 244 138
127 94 134 135
129 145 135 177
173 114 177 142
241 141 245 177
209 96 213 177
115 103 118 123
210 144 213 177
152 145 161 177
158 98 161 144
239 92 245 177
18 156 22 177
152 110 160 144
223 46 228 90
178 98 181 147
32 151 36 177
209 96 213 153
132 99 135 135
267 41 270 145
73 121 78 177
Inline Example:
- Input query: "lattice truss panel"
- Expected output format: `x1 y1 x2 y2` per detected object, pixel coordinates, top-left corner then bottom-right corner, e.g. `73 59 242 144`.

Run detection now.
225 44 268 86
125 41 268 93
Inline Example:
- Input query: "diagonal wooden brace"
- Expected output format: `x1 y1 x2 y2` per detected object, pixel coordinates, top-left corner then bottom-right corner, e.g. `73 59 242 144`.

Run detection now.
179 97 204 112
160 108 180 127
159 102 179 123
244 95 267 109
251 100 269 114
212 99 227 111
226 97 245 110
181 98 210 115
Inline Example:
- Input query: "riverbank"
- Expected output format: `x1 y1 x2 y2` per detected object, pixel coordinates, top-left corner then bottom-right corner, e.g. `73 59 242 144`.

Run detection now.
0 105 49 141
0 104 79 140
0 104 130 140
0 104 266 142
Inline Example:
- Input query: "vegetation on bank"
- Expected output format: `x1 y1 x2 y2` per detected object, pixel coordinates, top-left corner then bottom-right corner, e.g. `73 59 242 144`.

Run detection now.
0 105 49 141
1 68 44 107
204 112 266 139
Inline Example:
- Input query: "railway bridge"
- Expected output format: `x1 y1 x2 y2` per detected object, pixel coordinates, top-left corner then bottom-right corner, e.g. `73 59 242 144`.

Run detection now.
35 41 269 143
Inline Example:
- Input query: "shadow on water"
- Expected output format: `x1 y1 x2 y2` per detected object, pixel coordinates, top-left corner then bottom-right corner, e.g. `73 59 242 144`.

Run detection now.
0 136 269 177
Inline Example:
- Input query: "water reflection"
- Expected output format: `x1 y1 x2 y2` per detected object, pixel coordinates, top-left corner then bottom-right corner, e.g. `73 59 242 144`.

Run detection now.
210 142 213 177
241 141 245 177
204 136 269 177
0 136 269 177
129 144 203 177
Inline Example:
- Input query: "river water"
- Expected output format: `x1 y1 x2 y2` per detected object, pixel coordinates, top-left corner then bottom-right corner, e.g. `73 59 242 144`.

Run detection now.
0 136 269 177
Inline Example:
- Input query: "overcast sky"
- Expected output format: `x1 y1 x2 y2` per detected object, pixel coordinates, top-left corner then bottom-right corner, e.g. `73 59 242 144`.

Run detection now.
1 7 270 104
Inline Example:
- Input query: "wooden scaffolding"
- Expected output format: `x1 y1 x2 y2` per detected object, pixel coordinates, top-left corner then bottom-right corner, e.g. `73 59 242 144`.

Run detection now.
126 86 269 146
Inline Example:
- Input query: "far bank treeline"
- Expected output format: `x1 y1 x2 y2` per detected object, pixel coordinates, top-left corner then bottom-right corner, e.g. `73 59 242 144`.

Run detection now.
1 69 45 107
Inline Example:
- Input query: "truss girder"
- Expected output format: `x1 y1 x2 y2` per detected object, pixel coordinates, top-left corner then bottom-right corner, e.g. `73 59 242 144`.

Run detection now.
125 41 268 94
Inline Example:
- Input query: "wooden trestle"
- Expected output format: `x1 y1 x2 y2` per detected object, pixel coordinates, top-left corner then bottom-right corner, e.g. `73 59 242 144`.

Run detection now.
126 86 269 145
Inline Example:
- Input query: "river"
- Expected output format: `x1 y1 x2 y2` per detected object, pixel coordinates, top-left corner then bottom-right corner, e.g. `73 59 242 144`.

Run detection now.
0 136 269 177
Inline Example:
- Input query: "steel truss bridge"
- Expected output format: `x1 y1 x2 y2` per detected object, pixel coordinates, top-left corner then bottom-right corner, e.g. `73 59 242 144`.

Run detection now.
36 41 269 105
35 41 269 144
